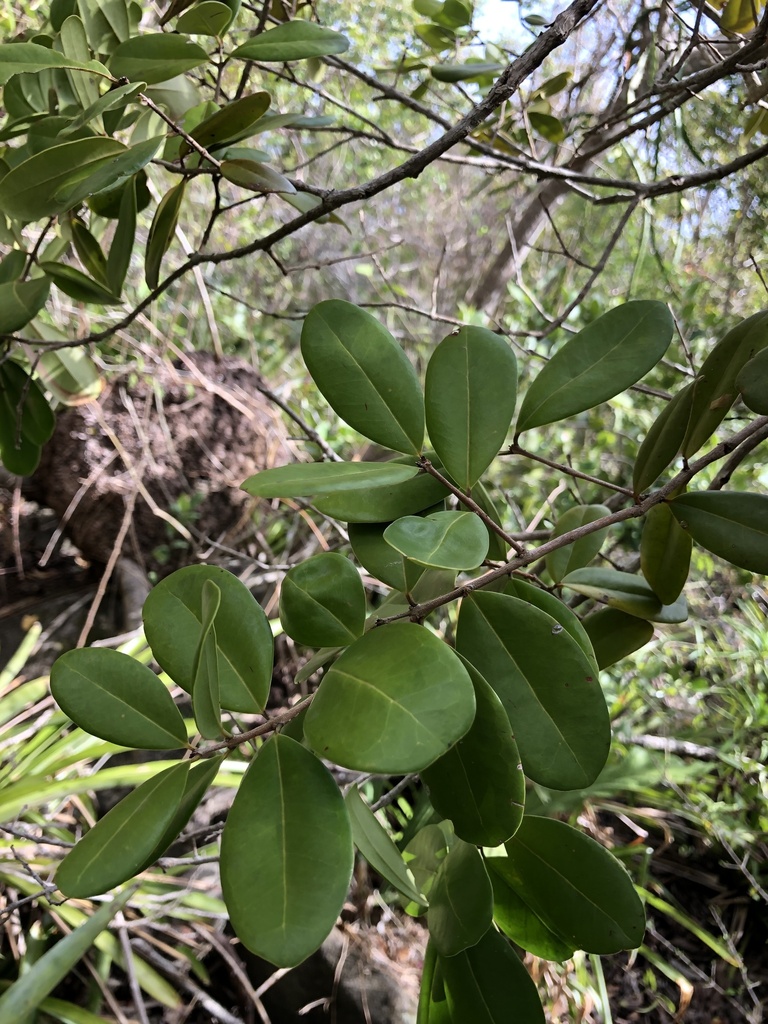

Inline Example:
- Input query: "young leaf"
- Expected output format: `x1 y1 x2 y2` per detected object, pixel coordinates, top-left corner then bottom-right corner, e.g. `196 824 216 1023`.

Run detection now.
669 492 768 575
279 551 365 647
108 33 209 84
105 175 137 294
191 579 223 739
502 578 597 671
221 735 353 967
582 607 654 670
456 592 610 790
544 504 610 584
736 345 768 413
422 662 525 846
56 762 190 898
242 460 419 498
383 511 489 571
632 382 695 495
305 623 475 773
143 564 273 714
640 503 692 604
516 301 674 433
560 567 688 623
424 325 517 490
301 300 425 455
428 841 493 956
50 648 188 749
231 21 350 62
145 180 186 288
502 815 646 953
488 861 576 962
345 786 425 904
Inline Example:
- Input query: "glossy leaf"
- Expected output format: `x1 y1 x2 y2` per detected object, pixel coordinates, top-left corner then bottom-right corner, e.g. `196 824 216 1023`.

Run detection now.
0 277 51 333
503 816 646 953
221 735 353 967
305 623 475 773
231 21 350 62
145 179 185 289
0 892 131 1021
220 159 296 194
428 841 493 956
424 325 517 489
0 138 125 221
544 504 610 584
50 648 188 749
143 564 273 713
502 578 597 671
108 33 209 85
560 567 688 622
345 786 424 904
181 92 271 155
57 762 190 897
669 491 768 575
582 607 654 670
440 928 545 1024
0 42 108 84
348 520 429 592
516 301 674 433
106 175 136 294
422 662 525 846
641 503 692 604
279 551 365 647
456 592 610 790
682 309 768 458
176 0 234 35
384 511 489 570
488 861 576 961
301 300 425 455
313 460 447 522
430 61 504 82
633 382 695 494
191 580 223 739
736 345 768 413
243 460 418 499
40 261 121 304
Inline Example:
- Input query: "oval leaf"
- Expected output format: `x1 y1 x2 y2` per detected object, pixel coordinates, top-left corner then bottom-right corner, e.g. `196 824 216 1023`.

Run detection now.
422 662 525 846
0 277 50 333
544 504 610 584
348 520 430 592
313 460 448 522
428 840 493 956
305 623 475 773
632 381 695 495
50 648 188 749
181 92 271 154
220 158 296 194
502 578 597 671
176 0 234 35
243 460 419 499
516 301 674 433
221 735 353 967
582 607 654 670
384 510 489 571
488 861 576 962
143 564 273 713
301 300 425 455
0 359 55 445
231 21 350 62
279 551 365 647
345 786 425 904
736 345 768 414
425 325 517 490
640 503 692 604
191 579 223 739
669 491 768 575
108 33 209 85
56 762 190 897
145 179 185 289
456 592 610 790
503 816 646 953
560 567 688 622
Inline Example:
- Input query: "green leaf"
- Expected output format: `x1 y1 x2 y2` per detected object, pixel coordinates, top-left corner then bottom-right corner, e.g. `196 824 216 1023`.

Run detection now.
0 277 50 333
503 816 646 953
428 840 493 956
230 21 349 62
632 382 695 494
279 552 365 647
0 138 125 221
108 33 208 85
62 136 163 209
345 786 425 904
176 0 234 35
305 623 475 773
516 301 674 433
61 80 145 135
0 42 109 84
60 16 100 108
56 762 190 897
403 822 453 910
640 503 692 604
439 928 545 1023
502 578 597 671
736 345 768 414
424 325 517 490
105 174 136 294
145 179 185 289
529 111 566 143
77 0 131 51
488 860 576 961
422 661 525 847
582 607 654 670
721 0 761 34
181 92 271 155
456 592 610 790
70 218 109 284
301 300 425 455
560 567 688 622
544 504 610 584
0 892 131 1021
220 158 296 194
40 261 121 304
415 23 455 50
50 648 188 749
682 309 768 458
191 579 223 739
348 520 430 592
669 492 768 575
430 61 504 82
417 941 452 1024
221 735 353 967
312 457 448 522
0 359 55 445
143 564 273 713
243 460 420 498
384 511 489 571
